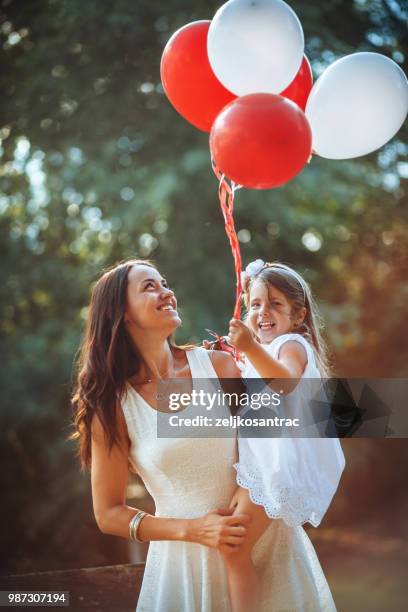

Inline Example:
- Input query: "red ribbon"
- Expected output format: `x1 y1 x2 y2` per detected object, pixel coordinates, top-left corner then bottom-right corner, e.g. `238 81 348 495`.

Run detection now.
204 328 236 357
211 159 243 320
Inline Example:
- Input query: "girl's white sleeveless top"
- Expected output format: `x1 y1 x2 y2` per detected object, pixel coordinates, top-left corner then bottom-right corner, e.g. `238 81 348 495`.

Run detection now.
237 333 346 528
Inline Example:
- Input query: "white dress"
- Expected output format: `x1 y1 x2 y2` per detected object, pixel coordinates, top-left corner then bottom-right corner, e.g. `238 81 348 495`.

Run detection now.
235 333 346 528
121 346 337 611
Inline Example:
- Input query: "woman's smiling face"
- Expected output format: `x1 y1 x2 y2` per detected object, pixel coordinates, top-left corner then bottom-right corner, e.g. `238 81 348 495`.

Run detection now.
125 264 181 333
247 279 299 343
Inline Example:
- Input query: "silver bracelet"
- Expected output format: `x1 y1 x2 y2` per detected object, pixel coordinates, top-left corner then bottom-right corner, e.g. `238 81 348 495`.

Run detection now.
129 510 146 542
129 510 147 542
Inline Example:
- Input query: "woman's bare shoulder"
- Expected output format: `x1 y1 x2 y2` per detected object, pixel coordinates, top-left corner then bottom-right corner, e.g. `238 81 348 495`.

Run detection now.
207 349 241 378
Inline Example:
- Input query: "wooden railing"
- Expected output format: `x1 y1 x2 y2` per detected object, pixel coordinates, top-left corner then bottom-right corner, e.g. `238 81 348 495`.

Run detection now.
2 526 407 612
1 563 145 612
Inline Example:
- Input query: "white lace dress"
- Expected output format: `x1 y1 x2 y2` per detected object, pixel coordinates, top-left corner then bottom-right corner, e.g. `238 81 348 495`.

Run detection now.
236 333 346 528
121 347 337 612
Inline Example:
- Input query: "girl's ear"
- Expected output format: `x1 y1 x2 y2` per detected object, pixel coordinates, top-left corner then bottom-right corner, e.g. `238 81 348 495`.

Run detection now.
295 306 307 327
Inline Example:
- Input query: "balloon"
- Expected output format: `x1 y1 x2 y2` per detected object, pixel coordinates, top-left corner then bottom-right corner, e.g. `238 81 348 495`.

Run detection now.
210 93 312 189
280 55 313 111
305 52 408 159
207 0 304 96
160 20 236 132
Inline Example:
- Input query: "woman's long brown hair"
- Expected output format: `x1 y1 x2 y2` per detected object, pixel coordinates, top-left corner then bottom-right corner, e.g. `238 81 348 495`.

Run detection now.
69 258 173 471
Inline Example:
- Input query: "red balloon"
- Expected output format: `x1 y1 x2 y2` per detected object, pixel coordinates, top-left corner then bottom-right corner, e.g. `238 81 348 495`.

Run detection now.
210 94 312 189
279 55 313 111
160 21 236 132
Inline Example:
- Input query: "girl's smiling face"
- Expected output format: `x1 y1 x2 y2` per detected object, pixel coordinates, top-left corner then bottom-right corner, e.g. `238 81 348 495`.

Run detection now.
247 279 303 344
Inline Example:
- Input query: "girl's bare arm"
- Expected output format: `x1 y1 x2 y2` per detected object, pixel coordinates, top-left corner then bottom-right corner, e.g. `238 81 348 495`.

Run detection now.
228 319 307 393
244 340 307 379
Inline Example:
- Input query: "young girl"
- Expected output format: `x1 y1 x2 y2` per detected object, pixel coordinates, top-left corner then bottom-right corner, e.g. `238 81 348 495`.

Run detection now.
220 259 345 612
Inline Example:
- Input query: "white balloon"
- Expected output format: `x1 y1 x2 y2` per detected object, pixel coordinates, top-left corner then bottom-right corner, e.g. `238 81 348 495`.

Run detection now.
207 0 304 96
305 52 408 159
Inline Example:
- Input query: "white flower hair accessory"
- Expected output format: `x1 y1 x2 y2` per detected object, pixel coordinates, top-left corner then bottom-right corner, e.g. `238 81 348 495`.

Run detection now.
246 259 265 276
240 259 265 289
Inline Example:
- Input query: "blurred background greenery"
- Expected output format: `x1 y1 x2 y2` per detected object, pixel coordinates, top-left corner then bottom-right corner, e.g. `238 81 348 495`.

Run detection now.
1 0 407 609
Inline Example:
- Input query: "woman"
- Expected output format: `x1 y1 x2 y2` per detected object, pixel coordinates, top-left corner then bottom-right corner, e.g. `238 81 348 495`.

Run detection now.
70 258 337 611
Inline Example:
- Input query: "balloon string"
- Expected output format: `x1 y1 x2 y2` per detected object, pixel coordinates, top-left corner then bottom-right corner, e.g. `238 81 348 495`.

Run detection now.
211 159 243 320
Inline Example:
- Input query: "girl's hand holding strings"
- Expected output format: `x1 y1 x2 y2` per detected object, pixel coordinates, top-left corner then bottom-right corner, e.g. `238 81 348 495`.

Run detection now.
228 319 256 352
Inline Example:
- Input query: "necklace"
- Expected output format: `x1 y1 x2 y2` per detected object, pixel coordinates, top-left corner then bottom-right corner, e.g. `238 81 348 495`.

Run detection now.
136 366 174 385
133 362 175 402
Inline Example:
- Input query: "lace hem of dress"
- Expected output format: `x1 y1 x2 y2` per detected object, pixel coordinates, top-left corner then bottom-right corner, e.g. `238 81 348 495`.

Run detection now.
234 461 325 528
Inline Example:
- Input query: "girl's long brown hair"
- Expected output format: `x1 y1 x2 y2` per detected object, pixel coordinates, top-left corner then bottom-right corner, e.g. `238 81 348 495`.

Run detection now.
69 258 175 471
243 261 332 377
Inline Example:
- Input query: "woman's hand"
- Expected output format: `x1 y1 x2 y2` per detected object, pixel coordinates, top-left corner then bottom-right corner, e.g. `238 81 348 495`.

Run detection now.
228 319 255 353
202 337 231 352
187 507 251 552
